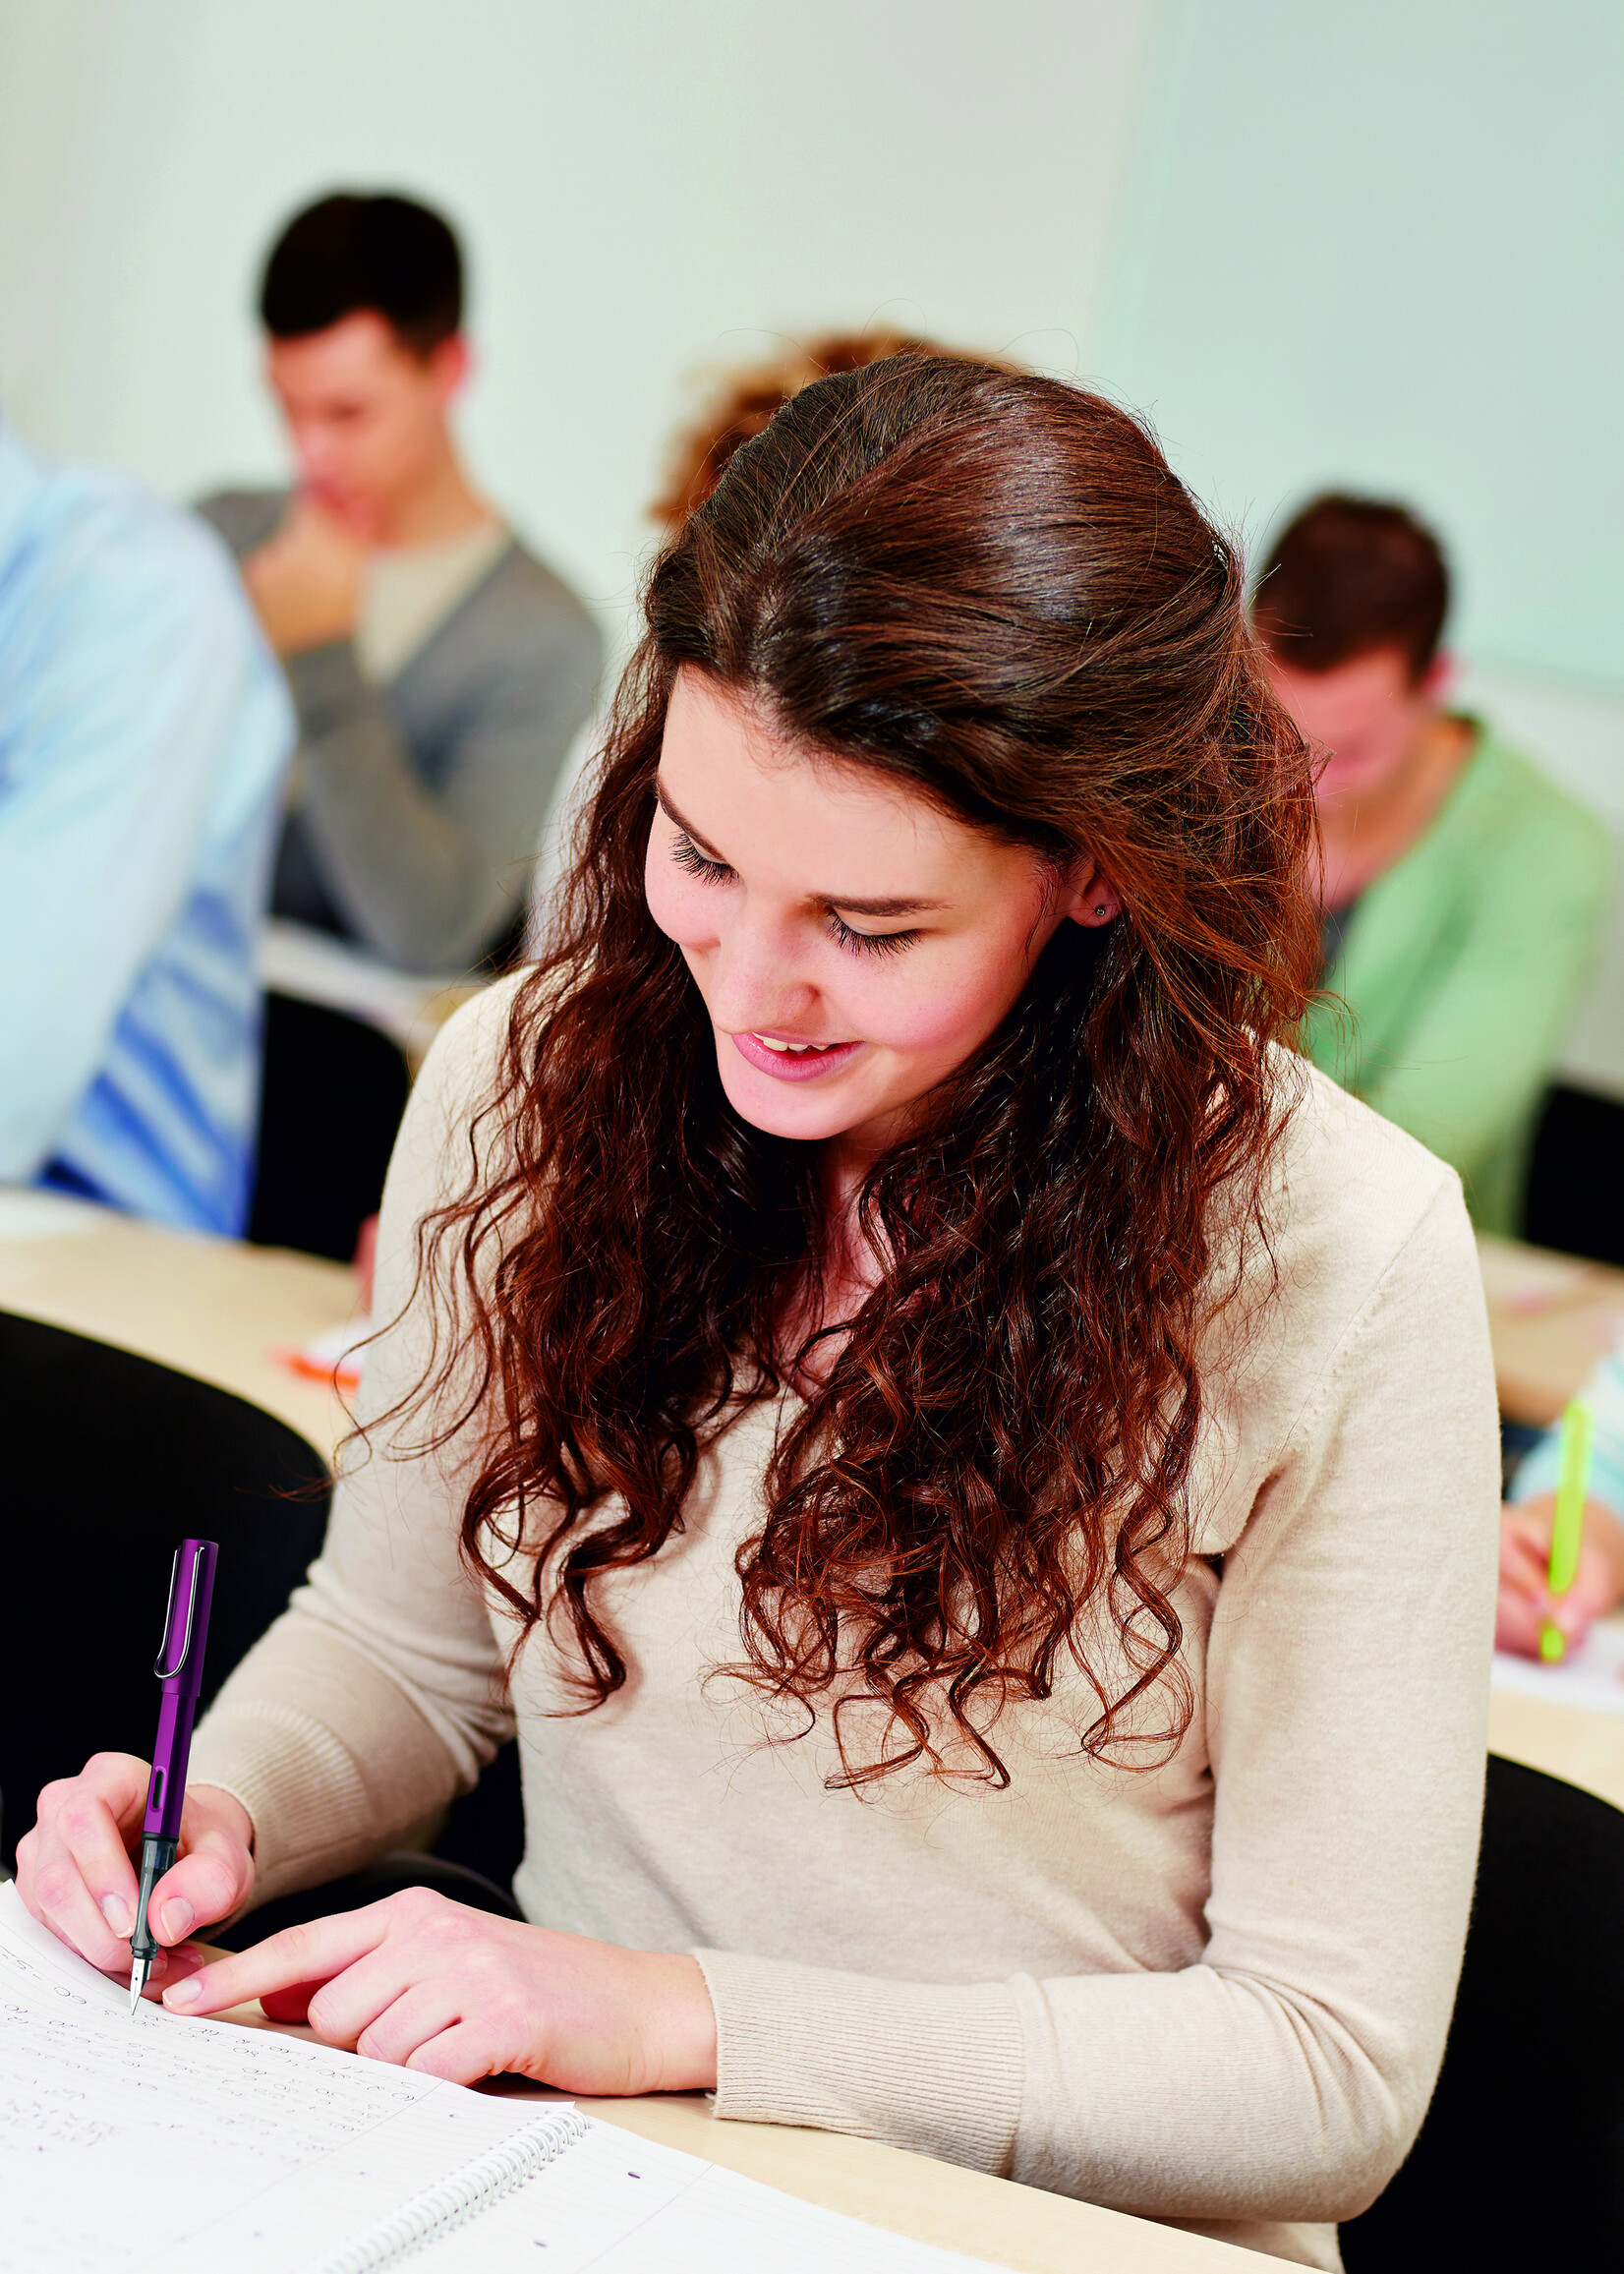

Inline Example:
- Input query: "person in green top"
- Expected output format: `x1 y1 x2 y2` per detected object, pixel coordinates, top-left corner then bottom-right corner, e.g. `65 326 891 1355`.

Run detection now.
1254 495 1612 1234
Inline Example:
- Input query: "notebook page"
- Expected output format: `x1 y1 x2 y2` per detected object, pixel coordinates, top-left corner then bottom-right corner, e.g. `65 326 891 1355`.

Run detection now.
1491 1615 1624 1715
0 1885 560 2274
2 1892 1013 2273
415 2118 1019 2274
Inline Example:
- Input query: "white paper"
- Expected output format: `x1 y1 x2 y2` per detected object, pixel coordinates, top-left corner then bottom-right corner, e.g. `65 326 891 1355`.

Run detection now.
0 1185 109 1240
415 2125 1019 2272
0 1889 1013 2274
0 1885 549 2274
281 1316 371 1389
1491 1616 1624 1717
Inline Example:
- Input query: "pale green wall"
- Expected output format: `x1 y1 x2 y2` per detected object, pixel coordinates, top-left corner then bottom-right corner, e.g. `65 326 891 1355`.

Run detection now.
1088 0 1624 694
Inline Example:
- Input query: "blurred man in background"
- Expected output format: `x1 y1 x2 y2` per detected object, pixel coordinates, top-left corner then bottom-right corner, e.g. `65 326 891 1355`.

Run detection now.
0 420 293 1232
201 191 601 976
1255 495 1611 1234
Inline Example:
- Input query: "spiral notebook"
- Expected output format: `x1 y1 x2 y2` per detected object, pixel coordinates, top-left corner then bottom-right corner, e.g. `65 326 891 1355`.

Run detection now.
0 1884 1010 2273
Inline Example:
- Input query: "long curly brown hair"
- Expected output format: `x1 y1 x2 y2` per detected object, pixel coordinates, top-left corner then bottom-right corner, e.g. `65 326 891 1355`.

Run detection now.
411 357 1319 1790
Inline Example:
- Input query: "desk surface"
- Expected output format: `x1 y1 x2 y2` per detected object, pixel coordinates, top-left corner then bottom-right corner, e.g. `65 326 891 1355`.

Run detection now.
0 1189 354 1452
1479 1232 1624 1427
1485 1680 1624 1812
564 2093 1256 2272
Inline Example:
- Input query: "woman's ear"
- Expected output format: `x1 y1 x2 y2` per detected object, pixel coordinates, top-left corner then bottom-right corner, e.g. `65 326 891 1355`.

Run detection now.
1061 858 1123 929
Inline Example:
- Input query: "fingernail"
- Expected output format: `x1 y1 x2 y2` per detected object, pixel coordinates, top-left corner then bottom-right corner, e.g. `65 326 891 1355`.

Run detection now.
100 1895 132 1938
160 1898 194 1943
163 1977 202 2011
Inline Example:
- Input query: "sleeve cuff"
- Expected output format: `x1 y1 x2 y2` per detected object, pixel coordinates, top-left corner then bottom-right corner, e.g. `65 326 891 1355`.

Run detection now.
694 1949 1025 2175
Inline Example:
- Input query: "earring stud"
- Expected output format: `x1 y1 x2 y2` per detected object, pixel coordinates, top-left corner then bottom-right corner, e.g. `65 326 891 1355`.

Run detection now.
1094 904 1108 916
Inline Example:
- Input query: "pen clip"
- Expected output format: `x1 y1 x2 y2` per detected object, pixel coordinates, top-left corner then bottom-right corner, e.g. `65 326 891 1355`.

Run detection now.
152 1545 202 1680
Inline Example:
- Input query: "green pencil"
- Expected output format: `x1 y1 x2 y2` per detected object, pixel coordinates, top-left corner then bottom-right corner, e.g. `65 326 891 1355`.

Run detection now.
1538 1398 1595 1664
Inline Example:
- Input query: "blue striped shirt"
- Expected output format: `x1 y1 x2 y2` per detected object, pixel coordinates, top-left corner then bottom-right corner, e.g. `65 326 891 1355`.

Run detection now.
0 426 293 1232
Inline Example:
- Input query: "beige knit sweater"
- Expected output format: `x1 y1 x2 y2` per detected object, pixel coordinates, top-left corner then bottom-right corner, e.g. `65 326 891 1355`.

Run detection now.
191 979 1500 2269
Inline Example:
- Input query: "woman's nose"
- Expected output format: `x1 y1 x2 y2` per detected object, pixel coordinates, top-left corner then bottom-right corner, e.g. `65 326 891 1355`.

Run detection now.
703 908 816 1033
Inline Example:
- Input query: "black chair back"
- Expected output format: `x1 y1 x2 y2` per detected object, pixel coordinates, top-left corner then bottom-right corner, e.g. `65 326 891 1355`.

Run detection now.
0 1312 330 1865
1524 1081 1624 1267
249 991 410 1261
1341 1754 1624 2263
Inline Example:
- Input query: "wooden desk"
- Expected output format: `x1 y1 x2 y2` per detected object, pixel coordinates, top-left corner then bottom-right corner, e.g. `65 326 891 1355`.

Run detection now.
1479 1233 1624 1428
218 1987 1250 2271
0 1189 355 1455
567 2092 1257 2272
1488 1668 1624 1813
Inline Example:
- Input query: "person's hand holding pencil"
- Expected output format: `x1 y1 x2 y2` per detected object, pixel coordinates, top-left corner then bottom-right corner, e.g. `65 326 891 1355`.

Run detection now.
1496 1400 1624 1661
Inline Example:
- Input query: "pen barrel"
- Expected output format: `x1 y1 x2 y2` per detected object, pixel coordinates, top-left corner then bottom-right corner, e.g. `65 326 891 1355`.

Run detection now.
142 1689 199 1841
129 1834 179 1968
1548 1400 1594 1603
134 1540 218 1959
142 1538 217 1842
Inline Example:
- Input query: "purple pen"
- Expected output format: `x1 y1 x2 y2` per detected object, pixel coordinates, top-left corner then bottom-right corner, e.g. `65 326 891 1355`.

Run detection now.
128 1540 217 2013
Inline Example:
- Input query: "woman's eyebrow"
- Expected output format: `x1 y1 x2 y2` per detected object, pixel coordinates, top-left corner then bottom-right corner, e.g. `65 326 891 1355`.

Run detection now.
655 779 947 917
825 891 949 916
655 781 728 862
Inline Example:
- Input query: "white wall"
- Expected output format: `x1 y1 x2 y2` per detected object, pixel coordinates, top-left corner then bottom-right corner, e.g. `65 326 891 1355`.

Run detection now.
0 0 1155 646
1087 0 1624 697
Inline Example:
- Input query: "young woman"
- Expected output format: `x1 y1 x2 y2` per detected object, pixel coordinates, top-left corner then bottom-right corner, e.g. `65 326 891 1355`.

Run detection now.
21 361 1499 2268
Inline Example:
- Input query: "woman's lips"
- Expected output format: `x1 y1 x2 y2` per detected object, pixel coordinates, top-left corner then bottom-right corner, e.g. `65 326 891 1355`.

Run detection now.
730 1029 864 1081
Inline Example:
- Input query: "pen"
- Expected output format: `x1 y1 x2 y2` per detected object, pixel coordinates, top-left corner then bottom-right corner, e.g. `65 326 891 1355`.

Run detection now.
129 1539 218 2013
1538 1401 1594 1666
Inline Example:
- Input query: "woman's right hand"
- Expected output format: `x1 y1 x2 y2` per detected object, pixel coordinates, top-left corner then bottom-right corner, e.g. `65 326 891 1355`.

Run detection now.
15 1755 255 1986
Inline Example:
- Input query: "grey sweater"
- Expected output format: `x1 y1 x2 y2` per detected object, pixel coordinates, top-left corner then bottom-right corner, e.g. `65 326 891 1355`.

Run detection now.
198 490 602 972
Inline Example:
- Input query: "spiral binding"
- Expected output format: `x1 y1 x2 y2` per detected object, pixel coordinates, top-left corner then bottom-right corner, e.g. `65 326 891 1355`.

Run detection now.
304 2107 591 2273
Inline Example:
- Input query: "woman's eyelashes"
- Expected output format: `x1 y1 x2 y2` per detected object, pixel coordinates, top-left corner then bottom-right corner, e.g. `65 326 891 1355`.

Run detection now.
825 912 919 958
668 831 920 959
669 831 734 885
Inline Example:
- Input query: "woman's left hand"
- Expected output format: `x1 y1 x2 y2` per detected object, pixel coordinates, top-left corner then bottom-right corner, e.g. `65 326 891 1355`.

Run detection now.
160 1889 719 2093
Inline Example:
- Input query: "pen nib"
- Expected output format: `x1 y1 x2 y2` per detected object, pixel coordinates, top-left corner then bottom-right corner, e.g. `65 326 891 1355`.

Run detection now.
128 1957 150 2015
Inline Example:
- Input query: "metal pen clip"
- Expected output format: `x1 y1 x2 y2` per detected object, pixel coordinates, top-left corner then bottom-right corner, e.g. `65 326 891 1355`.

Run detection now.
152 1545 203 1681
